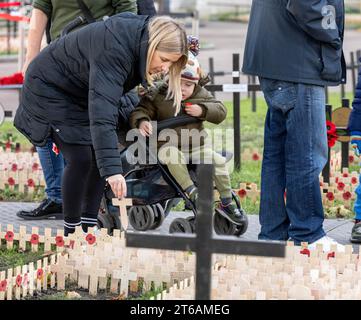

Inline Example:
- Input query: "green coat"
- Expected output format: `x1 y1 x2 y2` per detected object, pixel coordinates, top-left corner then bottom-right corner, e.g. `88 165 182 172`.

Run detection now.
129 80 227 149
33 0 137 41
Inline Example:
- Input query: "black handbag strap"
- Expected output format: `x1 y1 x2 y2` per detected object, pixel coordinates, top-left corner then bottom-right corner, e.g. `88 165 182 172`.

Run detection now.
76 0 96 23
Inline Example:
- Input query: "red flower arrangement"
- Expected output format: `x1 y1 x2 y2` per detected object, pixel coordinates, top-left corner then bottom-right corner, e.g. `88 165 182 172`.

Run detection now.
327 251 335 259
349 155 355 164
326 120 338 148
16 275 22 287
5 231 14 242
0 72 23 85
0 280 7 292
337 182 345 191
7 177 15 186
30 234 39 245
36 269 44 280
326 192 335 201
343 191 352 201
352 177 358 185
27 179 35 188
85 234 96 245
252 153 260 161
11 163 17 172
300 248 310 257
55 236 64 247
238 189 247 199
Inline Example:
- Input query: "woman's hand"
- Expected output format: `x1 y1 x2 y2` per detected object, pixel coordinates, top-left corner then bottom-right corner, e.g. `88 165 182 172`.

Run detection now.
139 120 153 137
184 104 203 117
106 174 127 199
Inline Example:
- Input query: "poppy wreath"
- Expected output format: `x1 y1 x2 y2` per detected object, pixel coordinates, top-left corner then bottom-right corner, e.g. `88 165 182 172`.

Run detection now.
0 72 23 85
326 120 338 148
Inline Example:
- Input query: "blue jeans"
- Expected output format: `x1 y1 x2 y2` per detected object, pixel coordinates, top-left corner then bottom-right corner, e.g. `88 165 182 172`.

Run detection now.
36 138 65 204
258 78 328 244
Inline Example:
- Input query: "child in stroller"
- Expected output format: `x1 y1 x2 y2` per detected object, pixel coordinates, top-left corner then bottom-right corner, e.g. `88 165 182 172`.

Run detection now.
99 49 248 236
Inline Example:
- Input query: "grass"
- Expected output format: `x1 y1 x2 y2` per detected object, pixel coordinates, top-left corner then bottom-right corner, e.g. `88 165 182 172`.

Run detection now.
0 242 48 272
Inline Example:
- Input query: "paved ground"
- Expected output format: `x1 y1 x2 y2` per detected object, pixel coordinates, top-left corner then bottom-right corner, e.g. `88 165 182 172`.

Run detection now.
0 201 357 251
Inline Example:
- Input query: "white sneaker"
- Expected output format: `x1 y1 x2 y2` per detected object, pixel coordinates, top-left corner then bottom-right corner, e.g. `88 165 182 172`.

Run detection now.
308 236 345 252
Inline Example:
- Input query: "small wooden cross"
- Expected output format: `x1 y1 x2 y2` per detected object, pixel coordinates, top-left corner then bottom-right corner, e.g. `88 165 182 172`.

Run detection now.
50 254 74 290
112 198 133 230
112 250 137 297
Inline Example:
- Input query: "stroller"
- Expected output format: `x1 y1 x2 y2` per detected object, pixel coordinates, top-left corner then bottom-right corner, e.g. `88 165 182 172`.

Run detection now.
98 115 248 236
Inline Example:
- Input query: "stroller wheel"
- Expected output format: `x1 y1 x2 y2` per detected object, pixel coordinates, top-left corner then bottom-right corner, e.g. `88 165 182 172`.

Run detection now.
233 212 249 236
97 211 115 235
169 218 193 234
213 211 237 236
150 203 165 230
128 205 155 231
186 216 196 233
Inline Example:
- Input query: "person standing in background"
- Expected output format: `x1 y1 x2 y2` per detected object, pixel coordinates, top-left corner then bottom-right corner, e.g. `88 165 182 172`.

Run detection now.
242 0 346 251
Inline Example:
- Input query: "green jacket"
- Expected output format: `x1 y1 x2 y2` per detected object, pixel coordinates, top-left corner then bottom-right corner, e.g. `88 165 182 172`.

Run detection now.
129 79 227 149
33 0 137 41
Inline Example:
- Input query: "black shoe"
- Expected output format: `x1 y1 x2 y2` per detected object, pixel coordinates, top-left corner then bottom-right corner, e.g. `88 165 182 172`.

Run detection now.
350 222 361 243
16 199 63 220
216 202 247 226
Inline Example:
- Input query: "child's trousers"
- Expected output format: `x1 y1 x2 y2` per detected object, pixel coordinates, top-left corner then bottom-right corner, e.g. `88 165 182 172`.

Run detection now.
158 145 232 198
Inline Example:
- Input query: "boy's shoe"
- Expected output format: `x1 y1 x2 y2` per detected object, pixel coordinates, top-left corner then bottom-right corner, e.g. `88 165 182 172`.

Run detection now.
215 203 247 226
350 222 361 243
308 236 345 252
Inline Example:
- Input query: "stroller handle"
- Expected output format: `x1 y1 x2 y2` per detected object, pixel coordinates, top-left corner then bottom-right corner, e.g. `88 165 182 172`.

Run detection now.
156 115 201 133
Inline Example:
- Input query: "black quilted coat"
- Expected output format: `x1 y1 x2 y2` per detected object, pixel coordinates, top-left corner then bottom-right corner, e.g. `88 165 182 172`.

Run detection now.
14 13 150 178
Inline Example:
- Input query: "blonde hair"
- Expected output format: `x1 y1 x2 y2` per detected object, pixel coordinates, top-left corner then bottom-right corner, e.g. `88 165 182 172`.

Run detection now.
146 16 188 115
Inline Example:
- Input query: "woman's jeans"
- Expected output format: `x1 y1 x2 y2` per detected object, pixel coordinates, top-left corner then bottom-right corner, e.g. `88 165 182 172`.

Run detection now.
36 138 65 204
258 77 328 244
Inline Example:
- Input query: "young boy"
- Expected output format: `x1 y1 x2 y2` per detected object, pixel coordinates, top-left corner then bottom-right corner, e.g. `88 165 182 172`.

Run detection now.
129 52 245 226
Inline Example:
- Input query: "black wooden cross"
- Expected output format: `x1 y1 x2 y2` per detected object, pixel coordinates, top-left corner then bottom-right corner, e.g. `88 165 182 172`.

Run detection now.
126 164 285 300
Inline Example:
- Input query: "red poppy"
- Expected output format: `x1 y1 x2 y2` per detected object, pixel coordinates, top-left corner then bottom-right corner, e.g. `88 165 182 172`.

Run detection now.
0 280 7 292
0 72 24 85
5 231 14 242
30 234 39 245
32 163 39 171
352 177 358 185
343 191 352 201
27 179 35 187
349 155 355 164
327 251 335 260
335 177 339 183
85 234 96 245
326 120 338 148
184 102 193 107
238 189 247 198
11 163 17 172
36 269 44 280
300 248 310 257
343 173 349 178
252 153 260 161
7 177 15 186
16 275 22 287
337 182 345 191
52 143 59 156
326 192 335 201
5 141 11 149
55 235 64 247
